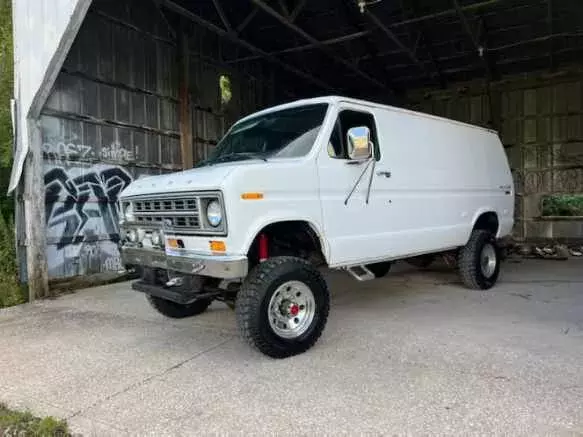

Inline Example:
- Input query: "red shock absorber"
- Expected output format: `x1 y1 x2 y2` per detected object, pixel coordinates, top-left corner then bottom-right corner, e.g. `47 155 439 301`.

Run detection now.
258 233 269 262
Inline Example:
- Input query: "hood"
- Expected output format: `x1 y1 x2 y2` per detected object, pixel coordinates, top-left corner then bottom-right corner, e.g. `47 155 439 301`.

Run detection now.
120 163 239 198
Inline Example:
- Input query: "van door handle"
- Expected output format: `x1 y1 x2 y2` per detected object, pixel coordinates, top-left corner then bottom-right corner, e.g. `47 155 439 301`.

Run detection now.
376 171 391 178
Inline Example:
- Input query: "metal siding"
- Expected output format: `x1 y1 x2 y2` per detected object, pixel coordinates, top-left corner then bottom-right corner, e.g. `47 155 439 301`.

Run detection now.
41 3 180 278
408 71 583 241
188 28 275 165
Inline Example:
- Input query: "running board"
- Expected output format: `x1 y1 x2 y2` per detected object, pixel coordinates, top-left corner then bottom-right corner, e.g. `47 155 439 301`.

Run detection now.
345 265 375 281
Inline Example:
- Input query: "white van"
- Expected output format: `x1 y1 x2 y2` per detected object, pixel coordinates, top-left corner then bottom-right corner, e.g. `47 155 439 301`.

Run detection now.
118 96 514 358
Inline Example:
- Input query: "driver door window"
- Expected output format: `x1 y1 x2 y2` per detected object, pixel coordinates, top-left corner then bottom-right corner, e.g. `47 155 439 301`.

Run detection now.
327 110 381 161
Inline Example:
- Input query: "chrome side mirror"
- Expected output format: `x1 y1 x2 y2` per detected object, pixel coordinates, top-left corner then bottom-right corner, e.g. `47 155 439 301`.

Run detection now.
346 126 372 160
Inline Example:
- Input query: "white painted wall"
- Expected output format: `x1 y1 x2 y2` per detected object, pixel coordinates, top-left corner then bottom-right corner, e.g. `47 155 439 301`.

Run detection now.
8 0 92 192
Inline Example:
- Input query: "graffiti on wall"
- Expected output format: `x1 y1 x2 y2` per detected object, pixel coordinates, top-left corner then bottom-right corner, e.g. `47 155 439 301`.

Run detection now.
44 163 134 278
43 140 135 163
45 166 132 248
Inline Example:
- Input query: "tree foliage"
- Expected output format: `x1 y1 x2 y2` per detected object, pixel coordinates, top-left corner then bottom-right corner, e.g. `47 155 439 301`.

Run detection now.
0 0 13 219
0 0 19 307
541 194 583 217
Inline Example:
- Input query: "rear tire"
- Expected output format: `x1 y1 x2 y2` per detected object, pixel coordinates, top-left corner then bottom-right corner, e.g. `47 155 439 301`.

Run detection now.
147 295 212 318
458 229 501 290
366 261 392 278
235 256 330 359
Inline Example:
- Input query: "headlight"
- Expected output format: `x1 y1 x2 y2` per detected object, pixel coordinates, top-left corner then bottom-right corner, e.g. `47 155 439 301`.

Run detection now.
123 202 134 222
127 228 145 243
127 229 138 243
151 230 163 246
206 200 222 227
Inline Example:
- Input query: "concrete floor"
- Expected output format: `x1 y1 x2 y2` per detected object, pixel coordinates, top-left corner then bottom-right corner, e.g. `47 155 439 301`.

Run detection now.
1 259 582 436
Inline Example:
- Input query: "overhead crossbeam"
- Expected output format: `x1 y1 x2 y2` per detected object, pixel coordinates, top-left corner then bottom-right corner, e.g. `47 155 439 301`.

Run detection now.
251 0 390 91
162 0 336 92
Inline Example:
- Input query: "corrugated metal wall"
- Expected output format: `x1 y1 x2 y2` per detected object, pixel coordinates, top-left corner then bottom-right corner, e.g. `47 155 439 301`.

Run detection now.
408 70 583 241
41 0 277 279
187 25 276 163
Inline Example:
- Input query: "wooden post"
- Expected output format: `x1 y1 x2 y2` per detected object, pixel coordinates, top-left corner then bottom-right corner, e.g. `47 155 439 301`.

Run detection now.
178 21 193 169
24 119 49 300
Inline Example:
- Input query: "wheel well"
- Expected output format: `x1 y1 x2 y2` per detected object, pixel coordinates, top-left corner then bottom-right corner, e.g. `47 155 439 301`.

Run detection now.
247 221 326 268
473 212 499 235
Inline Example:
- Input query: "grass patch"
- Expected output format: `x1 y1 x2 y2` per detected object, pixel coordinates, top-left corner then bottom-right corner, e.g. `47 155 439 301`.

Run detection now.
0 213 26 308
0 403 73 436
541 194 583 217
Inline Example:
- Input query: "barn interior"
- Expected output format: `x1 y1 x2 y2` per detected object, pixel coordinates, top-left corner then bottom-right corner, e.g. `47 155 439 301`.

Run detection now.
19 0 583 283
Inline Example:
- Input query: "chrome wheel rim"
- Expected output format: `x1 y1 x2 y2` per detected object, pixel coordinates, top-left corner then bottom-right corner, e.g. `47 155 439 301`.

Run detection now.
480 243 497 278
268 281 316 339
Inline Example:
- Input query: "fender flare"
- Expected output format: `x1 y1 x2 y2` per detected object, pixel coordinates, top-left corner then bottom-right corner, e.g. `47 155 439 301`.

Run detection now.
242 217 330 263
470 208 500 237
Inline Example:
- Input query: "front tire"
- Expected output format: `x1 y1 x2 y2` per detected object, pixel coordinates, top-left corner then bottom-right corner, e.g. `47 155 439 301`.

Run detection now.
141 268 214 318
235 256 330 359
458 229 501 290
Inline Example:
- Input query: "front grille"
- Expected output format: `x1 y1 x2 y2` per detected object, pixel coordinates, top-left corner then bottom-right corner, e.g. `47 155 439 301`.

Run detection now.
134 198 198 213
135 215 201 228
132 195 201 231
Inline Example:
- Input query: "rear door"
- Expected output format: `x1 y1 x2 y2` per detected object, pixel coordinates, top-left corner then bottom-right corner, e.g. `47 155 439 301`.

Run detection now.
317 103 393 266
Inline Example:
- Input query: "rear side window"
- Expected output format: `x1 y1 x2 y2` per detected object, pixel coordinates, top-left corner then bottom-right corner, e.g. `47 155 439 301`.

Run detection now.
327 110 381 161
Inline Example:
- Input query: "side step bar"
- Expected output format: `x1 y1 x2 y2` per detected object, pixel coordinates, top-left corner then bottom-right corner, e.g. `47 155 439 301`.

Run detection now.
345 265 375 281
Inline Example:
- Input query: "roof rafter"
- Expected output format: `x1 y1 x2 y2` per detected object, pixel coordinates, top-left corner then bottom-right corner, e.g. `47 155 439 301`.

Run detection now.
363 9 432 80
236 9 258 34
250 0 391 91
451 0 496 81
211 0 232 33
161 0 336 92
227 31 369 63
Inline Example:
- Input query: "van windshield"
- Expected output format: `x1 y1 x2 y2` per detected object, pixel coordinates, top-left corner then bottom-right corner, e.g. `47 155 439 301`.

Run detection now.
196 103 328 167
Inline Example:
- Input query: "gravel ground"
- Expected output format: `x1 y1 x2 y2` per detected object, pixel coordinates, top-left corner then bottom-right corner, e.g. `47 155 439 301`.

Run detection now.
1 259 582 436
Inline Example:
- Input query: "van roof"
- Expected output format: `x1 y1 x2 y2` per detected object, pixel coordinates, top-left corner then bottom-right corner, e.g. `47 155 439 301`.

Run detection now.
236 95 498 135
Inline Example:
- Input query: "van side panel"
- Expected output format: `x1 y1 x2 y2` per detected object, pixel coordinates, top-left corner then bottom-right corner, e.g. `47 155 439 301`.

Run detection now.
369 107 514 260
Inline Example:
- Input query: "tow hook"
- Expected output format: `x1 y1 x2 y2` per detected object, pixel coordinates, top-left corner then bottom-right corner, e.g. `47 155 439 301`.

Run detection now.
166 277 184 287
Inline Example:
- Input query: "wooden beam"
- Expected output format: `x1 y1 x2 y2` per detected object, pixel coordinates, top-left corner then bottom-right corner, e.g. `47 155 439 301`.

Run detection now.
409 0 446 88
236 9 258 33
24 120 49 299
290 0 308 22
162 0 335 92
178 22 193 168
226 30 369 63
391 0 504 28
364 10 430 78
547 0 555 70
212 0 232 32
277 0 290 17
451 0 495 81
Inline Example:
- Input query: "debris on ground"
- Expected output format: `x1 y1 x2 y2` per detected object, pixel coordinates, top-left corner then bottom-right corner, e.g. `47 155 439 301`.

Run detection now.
506 241 582 261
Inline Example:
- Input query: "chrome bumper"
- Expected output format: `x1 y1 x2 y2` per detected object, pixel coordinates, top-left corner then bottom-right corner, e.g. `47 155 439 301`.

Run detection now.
121 246 248 279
